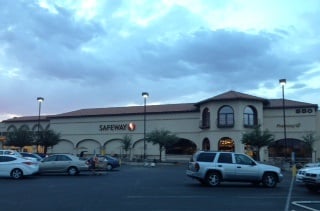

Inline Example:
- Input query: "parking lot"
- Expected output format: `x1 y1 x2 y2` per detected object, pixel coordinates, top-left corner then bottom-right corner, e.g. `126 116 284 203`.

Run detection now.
0 164 319 211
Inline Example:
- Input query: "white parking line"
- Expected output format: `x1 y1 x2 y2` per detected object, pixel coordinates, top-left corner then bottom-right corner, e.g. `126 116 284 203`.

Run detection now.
127 195 212 199
291 201 320 211
285 172 295 211
288 172 320 211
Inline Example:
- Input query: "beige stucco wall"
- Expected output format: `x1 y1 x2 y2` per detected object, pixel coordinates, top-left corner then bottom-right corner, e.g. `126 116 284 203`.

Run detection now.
197 100 265 154
47 112 200 159
1 99 319 162
263 107 317 140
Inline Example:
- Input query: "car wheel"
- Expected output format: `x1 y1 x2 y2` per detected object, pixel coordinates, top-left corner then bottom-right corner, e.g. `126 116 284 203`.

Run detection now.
68 167 78 176
262 172 277 188
106 164 113 171
205 171 221 187
11 168 23 179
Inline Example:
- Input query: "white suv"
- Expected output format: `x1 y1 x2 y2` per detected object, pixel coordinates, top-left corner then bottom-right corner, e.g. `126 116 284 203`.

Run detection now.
186 151 283 188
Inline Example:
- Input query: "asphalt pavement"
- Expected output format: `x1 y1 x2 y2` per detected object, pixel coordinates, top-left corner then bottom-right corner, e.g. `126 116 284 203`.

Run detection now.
0 164 319 211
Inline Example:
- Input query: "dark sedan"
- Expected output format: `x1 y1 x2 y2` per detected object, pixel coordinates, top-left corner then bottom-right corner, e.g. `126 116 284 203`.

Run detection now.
90 155 120 171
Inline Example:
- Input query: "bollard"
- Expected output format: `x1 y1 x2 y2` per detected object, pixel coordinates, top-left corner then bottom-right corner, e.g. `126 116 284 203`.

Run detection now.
292 164 297 176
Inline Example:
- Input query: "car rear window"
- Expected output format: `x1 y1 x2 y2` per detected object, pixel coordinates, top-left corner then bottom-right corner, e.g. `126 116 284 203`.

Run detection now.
197 153 216 162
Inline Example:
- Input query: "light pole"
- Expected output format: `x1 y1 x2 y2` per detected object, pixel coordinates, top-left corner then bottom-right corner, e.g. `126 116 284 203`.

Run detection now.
279 79 287 160
37 97 44 153
142 92 149 160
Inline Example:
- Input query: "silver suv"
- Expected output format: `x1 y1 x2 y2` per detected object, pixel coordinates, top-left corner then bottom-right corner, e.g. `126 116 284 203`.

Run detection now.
186 151 283 188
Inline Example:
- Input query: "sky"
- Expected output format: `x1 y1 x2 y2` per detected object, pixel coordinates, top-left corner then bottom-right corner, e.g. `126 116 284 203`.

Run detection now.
0 0 320 121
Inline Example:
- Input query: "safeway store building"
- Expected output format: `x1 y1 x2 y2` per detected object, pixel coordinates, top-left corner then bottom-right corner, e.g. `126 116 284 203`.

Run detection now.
0 91 319 163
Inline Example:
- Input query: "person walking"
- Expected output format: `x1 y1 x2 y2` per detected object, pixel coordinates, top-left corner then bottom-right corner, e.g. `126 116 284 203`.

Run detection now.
88 155 101 175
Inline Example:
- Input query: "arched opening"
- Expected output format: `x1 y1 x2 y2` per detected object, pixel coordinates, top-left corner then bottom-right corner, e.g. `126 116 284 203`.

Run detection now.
131 139 158 161
76 139 101 155
268 138 312 162
202 138 210 151
19 125 30 131
104 139 122 156
218 137 235 152
201 107 210 129
51 139 75 154
166 139 197 155
7 125 17 132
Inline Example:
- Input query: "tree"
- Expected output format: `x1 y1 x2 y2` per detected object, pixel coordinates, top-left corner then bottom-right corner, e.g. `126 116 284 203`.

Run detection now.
121 134 132 159
302 132 319 156
5 128 34 150
147 129 179 161
241 125 274 161
36 129 61 154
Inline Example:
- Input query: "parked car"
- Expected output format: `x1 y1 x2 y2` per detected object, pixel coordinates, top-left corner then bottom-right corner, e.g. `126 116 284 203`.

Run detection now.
103 155 120 170
35 153 47 158
302 167 320 192
88 155 120 171
0 155 39 179
0 150 23 157
186 151 283 188
20 152 43 162
296 166 320 184
0 150 38 163
39 154 89 176
304 162 320 168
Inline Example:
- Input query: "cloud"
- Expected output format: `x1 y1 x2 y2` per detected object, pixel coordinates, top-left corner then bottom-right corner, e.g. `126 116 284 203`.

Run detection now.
0 0 319 120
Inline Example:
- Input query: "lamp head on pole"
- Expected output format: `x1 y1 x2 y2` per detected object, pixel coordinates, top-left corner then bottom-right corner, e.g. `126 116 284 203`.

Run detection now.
142 92 149 99
279 79 286 86
37 97 44 103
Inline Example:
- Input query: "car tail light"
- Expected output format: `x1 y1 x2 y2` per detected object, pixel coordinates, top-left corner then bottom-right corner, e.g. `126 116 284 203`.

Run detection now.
195 162 200 172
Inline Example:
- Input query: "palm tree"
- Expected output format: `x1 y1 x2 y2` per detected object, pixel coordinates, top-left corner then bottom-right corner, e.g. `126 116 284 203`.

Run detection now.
147 129 179 162
121 134 132 159
241 125 274 161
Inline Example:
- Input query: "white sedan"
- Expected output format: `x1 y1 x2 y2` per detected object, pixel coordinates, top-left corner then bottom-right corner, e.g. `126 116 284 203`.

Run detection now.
304 162 320 168
296 166 320 184
0 155 39 179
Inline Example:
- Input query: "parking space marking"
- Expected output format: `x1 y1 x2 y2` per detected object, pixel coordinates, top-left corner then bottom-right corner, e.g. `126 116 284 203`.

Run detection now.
127 195 213 199
285 173 295 211
291 201 320 211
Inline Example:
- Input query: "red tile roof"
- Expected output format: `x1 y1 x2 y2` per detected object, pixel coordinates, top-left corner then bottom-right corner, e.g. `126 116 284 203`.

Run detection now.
265 99 318 109
2 90 317 122
2 116 51 122
51 103 198 118
195 90 268 105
